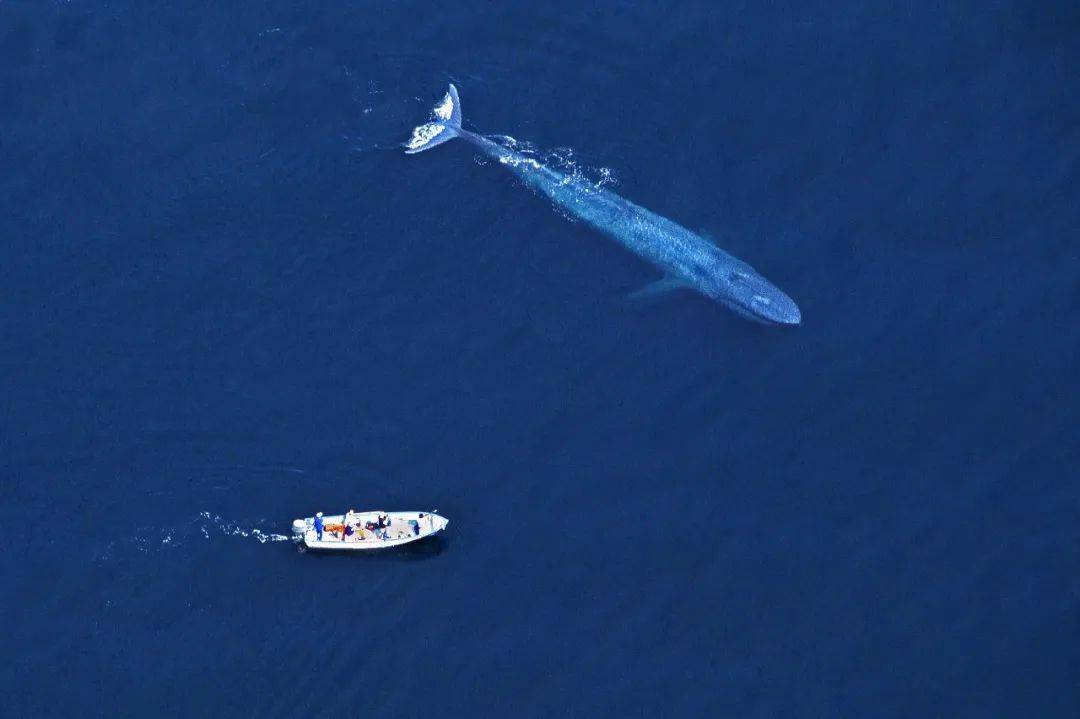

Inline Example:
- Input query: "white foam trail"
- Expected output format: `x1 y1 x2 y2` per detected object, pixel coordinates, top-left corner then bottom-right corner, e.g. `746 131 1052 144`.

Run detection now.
490 134 619 221
199 511 290 543
93 513 292 561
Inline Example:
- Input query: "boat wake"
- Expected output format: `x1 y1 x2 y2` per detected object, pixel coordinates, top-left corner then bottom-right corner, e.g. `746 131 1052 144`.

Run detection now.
93 512 289 561
197 511 291 544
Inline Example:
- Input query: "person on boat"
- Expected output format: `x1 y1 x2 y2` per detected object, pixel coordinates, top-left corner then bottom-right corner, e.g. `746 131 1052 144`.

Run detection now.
376 511 390 539
313 512 324 541
342 509 358 541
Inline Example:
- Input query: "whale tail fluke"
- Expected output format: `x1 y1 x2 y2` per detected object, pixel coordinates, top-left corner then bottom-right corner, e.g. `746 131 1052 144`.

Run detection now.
404 84 463 154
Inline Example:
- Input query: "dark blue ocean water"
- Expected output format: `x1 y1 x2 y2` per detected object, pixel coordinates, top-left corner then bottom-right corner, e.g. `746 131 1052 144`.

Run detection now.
2 1 1078 716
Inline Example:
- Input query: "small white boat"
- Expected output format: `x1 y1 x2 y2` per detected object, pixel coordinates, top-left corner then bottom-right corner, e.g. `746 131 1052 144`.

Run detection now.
291 510 449 551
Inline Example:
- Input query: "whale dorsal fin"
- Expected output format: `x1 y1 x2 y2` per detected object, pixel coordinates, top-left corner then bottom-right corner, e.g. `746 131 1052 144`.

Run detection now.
698 230 719 246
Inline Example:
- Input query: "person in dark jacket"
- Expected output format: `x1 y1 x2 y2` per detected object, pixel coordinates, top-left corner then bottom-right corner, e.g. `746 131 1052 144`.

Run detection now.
314 512 324 541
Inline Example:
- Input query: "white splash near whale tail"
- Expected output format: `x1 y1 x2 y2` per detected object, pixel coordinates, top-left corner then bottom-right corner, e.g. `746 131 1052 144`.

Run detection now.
404 84 463 154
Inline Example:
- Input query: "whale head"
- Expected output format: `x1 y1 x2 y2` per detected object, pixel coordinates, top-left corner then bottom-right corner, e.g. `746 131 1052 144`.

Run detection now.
712 265 801 325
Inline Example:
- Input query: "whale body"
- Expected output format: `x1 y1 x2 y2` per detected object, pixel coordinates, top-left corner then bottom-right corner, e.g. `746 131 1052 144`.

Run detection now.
405 85 801 325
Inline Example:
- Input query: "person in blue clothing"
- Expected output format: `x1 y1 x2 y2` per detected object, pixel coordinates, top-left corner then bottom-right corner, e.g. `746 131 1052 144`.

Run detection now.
313 512 324 541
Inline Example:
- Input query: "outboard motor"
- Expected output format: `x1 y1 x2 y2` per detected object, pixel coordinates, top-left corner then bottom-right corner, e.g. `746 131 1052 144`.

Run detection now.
291 519 308 543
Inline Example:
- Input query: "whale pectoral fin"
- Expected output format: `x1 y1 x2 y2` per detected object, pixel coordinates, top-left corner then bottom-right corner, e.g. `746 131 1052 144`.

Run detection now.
628 276 690 301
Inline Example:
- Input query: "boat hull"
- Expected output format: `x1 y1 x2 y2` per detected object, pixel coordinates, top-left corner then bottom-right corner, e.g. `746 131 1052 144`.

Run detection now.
293 510 448 551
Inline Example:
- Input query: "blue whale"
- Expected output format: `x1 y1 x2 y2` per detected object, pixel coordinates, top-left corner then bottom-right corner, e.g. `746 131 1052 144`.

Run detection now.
405 85 801 325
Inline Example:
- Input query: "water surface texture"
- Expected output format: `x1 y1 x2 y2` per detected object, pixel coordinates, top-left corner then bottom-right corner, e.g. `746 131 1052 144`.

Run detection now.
2 2 1078 716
